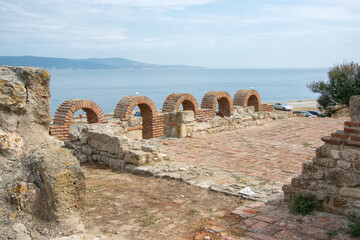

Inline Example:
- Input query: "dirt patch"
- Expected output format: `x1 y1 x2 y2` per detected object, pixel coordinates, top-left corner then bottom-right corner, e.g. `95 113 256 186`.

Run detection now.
83 164 251 240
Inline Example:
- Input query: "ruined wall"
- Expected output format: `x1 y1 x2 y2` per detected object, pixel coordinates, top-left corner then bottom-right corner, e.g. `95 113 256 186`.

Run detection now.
0 66 85 239
283 95 360 217
50 89 273 141
66 123 169 167
165 106 288 138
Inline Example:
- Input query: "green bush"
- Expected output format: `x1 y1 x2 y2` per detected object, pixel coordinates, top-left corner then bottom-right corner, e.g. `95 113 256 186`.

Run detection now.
308 62 360 116
290 194 322 216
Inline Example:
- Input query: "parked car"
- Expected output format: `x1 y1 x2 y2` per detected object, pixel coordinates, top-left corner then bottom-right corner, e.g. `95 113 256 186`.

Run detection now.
134 111 141 117
293 111 314 117
307 110 324 117
273 103 293 111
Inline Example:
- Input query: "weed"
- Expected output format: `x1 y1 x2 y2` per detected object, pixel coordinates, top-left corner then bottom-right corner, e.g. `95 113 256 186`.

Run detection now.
302 142 312 147
290 194 322 216
347 215 360 237
88 202 98 207
140 211 160 227
326 229 339 236
190 209 198 214
208 208 214 213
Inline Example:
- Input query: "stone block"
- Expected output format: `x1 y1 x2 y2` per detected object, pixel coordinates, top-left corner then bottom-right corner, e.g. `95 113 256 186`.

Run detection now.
340 187 360 198
302 162 325 180
316 144 339 158
327 169 358 187
353 201 360 208
124 150 149 165
81 145 92 156
331 150 340 160
177 110 194 123
291 177 308 189
126 129 142 140
342 146 360 162
79 134 87 144
324 185 339 195
337 160 352 170
313 157 336 168
109 158 125 170
100 156 110 165
141 145 158 153
353 162 360 173
178 124 187 138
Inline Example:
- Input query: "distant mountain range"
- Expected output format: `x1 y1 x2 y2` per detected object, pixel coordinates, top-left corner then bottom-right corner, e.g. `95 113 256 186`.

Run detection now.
0 56 205 70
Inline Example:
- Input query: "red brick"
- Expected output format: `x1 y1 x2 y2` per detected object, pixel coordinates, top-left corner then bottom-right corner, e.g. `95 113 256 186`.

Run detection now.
331 133 348 139
350 135 360 141
344 127 360 133
254 215 280 223
321 136 341 145
251 221 270 232
261 224 282 235
345 121 360 127
251 233 277 240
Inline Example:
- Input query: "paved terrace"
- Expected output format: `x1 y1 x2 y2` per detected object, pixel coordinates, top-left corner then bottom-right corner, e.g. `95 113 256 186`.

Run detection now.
162 117 348 185
161 116 359 240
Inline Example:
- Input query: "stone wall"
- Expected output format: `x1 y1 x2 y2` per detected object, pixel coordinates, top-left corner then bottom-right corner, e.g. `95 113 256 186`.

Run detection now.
0 66 86 239
283 95 360 217
164 106 289 138
66 123 169 167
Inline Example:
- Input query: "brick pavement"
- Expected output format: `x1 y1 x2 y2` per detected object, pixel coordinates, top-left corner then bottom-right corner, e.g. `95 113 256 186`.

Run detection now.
162 117 348 184
163 116 359 240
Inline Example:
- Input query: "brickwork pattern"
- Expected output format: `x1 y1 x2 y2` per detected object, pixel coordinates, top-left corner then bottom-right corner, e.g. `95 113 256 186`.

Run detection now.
259 104 274 112
50 89 272 141
114 96 164 139
195 109 216 120
50 99 106 141
233 89 261 112
200 91 233 117
162 93 199 114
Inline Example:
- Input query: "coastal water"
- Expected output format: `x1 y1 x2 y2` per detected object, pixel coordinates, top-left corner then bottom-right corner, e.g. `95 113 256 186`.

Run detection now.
49 68 327 116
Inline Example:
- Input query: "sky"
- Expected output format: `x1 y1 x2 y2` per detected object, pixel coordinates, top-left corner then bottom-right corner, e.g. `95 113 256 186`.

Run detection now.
1 0 360 68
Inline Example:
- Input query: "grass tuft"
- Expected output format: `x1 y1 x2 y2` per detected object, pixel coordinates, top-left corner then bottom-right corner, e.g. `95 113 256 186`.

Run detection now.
290 194 322 216
347 215 360 237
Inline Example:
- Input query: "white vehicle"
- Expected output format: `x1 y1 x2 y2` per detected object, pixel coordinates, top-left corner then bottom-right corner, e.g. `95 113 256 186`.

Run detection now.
273 102 293 111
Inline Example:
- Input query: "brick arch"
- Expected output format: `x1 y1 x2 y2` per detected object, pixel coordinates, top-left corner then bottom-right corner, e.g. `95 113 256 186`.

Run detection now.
53 99 106 126
233 89 261 112
162 93 199 114
114 96 163 139
201 91 233 117
50 99 106 140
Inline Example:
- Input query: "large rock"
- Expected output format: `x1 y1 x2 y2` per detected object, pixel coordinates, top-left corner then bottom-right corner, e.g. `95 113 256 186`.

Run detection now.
0 66 85 238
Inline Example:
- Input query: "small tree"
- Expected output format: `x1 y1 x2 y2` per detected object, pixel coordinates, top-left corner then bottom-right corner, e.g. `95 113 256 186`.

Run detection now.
308 62 360 116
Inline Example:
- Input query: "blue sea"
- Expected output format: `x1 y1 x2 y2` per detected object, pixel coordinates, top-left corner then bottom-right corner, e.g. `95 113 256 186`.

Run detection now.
49 68 328 117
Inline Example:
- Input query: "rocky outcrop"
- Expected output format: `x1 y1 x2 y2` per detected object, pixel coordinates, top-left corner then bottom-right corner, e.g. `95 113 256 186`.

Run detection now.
0 66 85 239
